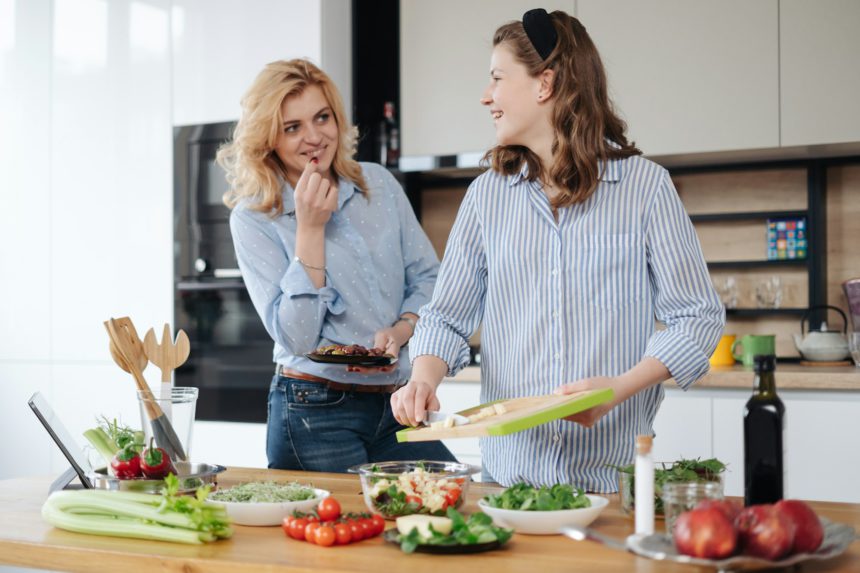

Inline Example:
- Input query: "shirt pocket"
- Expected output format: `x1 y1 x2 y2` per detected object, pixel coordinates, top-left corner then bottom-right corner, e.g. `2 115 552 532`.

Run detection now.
575 233 646 311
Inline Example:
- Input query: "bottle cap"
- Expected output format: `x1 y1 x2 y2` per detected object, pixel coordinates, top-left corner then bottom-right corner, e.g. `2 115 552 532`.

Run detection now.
635 435 652 454
753 354 776 372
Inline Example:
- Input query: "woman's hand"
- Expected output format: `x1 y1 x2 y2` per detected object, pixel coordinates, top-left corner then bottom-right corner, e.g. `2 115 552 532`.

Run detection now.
554 376 622 428
294 159 337 229
345 322 412 374
390 379 441 427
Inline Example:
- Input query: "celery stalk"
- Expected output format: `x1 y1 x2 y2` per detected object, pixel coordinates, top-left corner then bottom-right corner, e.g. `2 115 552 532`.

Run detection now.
41 502 204 544
83 428 119 472
42 488 232 545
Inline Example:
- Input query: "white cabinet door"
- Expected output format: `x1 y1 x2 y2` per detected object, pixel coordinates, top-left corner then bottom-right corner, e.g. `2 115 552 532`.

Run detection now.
436 381 482 464
577 0 780 156
652 389 713 465
714 390 860 503
780 0 860 146
400 0 575 157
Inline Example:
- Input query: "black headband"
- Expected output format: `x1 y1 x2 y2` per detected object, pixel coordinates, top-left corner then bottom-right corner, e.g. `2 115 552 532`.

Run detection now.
522 8 558 60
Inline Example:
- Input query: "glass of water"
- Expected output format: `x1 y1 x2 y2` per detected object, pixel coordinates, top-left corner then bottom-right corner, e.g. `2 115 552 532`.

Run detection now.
849 333 860 368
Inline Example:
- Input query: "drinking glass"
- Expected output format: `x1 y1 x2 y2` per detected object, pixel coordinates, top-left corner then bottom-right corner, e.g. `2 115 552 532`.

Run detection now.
755 276 782 309
849 333 860 368
661 481 724 536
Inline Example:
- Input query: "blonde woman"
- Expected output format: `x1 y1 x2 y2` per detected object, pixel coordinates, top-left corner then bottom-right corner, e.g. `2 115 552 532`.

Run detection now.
218 59 455 471
391 9 724 490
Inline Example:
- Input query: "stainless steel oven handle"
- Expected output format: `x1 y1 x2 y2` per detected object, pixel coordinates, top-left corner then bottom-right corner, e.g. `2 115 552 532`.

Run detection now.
177 280 245 292
213 268 243 278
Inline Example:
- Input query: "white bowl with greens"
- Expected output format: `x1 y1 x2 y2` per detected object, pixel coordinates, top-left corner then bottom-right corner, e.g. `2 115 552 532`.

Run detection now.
208 482 327 526
478 483 608 535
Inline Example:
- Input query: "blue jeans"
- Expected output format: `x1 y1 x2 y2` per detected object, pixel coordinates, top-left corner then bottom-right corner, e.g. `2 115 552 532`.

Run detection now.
266 375 457 471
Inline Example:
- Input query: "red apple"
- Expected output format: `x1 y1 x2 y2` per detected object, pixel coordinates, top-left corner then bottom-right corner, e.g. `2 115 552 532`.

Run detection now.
775 499 824 554
735 505 796 560
673 507 737 559
695 499 742 522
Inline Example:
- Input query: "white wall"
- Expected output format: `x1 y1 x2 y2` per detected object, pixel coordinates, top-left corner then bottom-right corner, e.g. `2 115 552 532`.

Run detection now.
0 0 347 482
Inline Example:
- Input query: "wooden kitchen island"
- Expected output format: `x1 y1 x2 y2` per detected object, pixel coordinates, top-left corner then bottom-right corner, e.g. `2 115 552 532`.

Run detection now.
1 467 858 573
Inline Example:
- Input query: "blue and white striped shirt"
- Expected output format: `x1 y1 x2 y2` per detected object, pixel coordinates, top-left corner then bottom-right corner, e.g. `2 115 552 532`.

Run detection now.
410 155 725 492
230 162 439 385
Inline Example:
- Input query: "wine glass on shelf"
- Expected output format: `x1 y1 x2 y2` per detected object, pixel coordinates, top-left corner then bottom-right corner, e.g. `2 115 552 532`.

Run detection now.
849 333 860 368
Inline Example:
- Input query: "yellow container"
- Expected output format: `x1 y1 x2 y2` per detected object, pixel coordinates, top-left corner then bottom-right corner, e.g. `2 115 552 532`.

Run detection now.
709 334 736 367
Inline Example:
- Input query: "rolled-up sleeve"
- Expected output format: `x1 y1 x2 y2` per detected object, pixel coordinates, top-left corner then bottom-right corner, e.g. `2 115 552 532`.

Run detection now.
387 171 440 316
410 186 487 376
643 172 725 389
230 207 344 355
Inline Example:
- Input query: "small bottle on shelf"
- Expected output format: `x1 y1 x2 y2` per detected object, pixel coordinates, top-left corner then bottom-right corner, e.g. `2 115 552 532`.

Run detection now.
382 101 399 168
634 435 654 536
743 354 786 506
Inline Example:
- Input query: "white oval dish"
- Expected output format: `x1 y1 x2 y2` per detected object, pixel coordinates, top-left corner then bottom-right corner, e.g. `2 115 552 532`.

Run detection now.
215 488 329 526
477 495 609 535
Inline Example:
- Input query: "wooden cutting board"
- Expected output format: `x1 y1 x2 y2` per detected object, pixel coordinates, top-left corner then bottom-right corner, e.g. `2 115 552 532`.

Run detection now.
396 388 614 442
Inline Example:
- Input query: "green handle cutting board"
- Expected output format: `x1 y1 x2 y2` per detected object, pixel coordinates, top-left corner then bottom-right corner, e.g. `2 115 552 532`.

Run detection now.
396 388 614 442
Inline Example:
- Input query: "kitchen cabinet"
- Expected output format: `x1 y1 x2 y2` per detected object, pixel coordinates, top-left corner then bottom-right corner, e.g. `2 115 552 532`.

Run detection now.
399 0 575 158
577 0 779 156
779 0 860 147
659 386 860 503
171 0 351 126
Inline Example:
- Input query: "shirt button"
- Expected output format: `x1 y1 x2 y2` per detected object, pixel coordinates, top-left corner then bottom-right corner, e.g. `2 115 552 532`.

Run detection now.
554 352 561 360
552 311 559 318
551 268 559 276
553 434 561 442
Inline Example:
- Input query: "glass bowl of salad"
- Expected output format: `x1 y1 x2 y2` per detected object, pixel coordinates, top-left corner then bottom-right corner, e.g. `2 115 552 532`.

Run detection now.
351 460 475 520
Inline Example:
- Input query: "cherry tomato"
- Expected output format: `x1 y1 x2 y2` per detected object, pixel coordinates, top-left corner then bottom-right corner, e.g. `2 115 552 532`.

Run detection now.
281 516 293 536
304 522 320 544
445 487 462 506
334 522 352 545
317 498 342 522
314 525 336 547
370 514 386 536
306 515 320 523
405 495 423 509
289 517 308 540
348 519 364 541
359 518 374 538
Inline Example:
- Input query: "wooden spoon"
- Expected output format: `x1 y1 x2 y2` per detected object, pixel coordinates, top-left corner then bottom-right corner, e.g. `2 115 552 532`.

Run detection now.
104 317 188 461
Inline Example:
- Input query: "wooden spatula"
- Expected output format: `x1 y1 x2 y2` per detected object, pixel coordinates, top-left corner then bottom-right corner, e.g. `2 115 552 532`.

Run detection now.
104 317 188 461
143 324 191 419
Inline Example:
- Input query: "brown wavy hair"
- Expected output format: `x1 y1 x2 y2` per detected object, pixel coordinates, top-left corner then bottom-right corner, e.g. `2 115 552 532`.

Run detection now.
487 11 641 208
218 59 368 216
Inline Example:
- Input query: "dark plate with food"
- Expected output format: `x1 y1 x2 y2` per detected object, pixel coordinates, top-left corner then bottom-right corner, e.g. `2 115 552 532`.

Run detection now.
383 523 508 555
305 344 397 366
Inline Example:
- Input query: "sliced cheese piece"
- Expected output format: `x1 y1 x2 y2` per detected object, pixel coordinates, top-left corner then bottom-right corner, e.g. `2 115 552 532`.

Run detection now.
442 416 455 428
493 402 508 415
396 515 453 538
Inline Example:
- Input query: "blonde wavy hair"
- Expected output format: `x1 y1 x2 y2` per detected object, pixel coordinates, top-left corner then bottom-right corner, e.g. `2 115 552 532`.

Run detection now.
218 59 368 216
486 11 641 209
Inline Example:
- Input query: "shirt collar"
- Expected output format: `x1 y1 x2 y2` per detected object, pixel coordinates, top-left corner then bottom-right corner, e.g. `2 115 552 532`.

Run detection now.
506 141 625 187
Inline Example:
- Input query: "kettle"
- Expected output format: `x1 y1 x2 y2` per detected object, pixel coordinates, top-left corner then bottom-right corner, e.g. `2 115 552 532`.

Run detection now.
793 305 850 362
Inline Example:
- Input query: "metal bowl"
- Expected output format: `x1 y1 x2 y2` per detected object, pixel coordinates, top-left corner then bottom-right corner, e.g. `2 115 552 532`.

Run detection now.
88 461 226 494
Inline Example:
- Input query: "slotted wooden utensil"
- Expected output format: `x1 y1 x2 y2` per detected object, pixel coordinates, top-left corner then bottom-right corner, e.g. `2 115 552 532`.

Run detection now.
104 317 188 461
143 324 190 419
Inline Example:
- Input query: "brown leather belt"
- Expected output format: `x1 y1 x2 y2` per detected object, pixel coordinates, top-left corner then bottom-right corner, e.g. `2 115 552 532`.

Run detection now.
280 367 402 394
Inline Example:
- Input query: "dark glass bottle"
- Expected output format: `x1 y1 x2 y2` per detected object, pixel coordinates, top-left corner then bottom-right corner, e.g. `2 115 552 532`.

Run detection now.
382 101 400 168
743 354 785 506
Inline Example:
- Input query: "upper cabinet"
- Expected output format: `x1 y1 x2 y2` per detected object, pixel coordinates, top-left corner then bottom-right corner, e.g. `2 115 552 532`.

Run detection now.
780 0 860 147
577 0 780 157
400 0 575 157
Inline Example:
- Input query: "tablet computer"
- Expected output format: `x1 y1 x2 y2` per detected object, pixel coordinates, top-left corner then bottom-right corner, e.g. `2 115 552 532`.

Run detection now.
28 392 93 489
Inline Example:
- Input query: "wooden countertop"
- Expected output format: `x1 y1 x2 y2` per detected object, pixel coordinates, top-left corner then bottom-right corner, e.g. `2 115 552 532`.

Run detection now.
449 364 860 391
1 467 858 573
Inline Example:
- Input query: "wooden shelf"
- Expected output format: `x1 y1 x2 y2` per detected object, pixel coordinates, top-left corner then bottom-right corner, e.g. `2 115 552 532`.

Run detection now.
690 210 807 223
725 308 807 317
707 259 806 270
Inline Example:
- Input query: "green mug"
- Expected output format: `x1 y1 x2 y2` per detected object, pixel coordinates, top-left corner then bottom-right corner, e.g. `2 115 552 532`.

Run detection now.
731 334 776 366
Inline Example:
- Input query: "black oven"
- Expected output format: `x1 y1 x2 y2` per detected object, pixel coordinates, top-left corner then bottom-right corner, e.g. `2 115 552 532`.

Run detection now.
174 122 274 423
